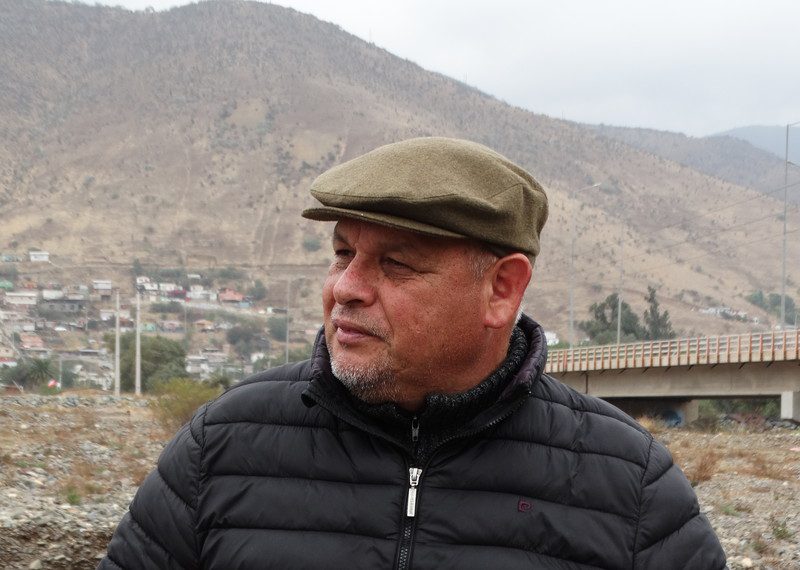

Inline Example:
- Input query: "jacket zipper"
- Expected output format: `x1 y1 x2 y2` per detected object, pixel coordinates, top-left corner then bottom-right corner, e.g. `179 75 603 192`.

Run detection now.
397 417 422 570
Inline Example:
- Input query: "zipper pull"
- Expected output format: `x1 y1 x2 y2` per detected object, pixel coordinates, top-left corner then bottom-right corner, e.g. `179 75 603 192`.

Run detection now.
411 416 420 444
406 467 422 517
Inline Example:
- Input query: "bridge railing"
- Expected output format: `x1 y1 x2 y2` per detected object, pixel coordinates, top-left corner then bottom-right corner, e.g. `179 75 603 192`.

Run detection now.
546 329 800 373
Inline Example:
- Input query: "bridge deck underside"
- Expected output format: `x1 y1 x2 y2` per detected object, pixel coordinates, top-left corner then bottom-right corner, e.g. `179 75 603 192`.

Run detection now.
554 361 800 399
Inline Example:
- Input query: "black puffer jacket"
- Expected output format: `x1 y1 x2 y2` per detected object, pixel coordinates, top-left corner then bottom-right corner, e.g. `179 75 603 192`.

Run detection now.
100 317 726 569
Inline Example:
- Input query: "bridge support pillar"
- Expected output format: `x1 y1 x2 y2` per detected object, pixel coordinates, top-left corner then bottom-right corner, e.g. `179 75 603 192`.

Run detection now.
781 391 800 422
605 398 699 426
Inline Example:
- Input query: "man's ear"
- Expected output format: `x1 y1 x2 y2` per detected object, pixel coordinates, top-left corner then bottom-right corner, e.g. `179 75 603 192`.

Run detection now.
483 254 532 329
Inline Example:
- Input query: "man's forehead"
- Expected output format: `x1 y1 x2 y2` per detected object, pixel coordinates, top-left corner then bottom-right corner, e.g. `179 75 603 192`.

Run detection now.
332 219 462 252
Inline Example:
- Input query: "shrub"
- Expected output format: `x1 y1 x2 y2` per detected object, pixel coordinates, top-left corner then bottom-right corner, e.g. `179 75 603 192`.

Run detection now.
685 451 720 487
151 378 221 433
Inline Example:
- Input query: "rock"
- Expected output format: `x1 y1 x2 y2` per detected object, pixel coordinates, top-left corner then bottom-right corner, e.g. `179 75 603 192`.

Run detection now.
28 560 42 569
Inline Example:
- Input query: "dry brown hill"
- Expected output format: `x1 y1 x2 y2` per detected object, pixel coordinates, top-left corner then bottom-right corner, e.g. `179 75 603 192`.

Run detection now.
1 0 795 339
590 124 790 198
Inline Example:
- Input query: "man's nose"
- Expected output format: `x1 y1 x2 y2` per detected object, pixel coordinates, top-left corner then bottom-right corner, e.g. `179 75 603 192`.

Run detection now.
332 256 377 306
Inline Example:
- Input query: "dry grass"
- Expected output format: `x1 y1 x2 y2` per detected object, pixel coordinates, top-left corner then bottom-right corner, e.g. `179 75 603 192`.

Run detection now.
60 459 107 504
741 454 791 481
636 416 668 435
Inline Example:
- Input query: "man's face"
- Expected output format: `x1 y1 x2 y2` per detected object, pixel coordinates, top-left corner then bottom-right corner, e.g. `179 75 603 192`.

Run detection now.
322 219 492 408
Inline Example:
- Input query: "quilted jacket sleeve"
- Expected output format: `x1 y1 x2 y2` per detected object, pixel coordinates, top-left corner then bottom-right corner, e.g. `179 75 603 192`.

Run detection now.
97 405 206 570
633 437 727 569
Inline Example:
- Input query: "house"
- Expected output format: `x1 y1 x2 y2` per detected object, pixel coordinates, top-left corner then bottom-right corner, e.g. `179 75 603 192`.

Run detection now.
136 276 152 285
187 285 217 302
99 308 131 321
187 273 202 281
0 280 13 291
29 251 49 263
159 320 183 332
40 298 87 314
92 279 113 291
218 288 244 303
544 331 560 346
41 289 65 301
3 291 39 307
194 319 215 332
19 333 45 349
158 282 179 293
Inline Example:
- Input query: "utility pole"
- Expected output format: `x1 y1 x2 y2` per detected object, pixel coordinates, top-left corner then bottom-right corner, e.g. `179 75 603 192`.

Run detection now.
135 290 141 396
781 121 800 328
285 279 291 364
114 290 120 397
616 229 624 345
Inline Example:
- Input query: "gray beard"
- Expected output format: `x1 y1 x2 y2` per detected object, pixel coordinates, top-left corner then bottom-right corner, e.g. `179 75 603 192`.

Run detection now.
330 356 400 404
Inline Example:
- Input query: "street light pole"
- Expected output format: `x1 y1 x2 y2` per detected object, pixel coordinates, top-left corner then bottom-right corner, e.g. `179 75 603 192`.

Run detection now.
781 121 800 328
568 182 602 346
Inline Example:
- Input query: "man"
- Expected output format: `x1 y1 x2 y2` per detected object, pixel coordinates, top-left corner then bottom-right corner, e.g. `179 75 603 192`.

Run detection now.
100 138 726 569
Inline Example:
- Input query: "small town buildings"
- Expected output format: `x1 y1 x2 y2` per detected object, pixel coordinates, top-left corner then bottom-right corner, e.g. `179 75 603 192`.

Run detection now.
3 290 39 307
158 282 179 293
29 251 50 263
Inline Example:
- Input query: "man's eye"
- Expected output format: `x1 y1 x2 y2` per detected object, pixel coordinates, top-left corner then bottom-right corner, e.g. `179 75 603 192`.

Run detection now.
384 257 411 270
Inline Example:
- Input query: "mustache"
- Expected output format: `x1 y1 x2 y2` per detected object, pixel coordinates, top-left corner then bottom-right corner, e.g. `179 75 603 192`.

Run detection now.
330 307 390 340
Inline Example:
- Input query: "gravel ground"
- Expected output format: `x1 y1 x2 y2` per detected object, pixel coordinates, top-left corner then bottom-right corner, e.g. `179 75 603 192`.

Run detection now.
0 392 798 569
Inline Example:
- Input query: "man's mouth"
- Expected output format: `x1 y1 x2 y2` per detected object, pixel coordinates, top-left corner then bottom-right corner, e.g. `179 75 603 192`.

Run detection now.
332 319 374 344
329 311 387 345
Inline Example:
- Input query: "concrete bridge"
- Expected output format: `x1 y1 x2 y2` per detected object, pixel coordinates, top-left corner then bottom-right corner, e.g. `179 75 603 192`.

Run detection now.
546 330 800 422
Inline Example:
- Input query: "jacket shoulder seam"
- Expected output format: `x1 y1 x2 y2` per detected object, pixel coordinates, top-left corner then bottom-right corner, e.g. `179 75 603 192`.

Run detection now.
631 434 656 568
128 508 184 568
194 402 209 563
104 552 125 569
635 509 703 556
155 466 196 512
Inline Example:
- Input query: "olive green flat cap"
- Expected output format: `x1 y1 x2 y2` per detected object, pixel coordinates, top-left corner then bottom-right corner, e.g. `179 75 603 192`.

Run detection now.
302 137 549 258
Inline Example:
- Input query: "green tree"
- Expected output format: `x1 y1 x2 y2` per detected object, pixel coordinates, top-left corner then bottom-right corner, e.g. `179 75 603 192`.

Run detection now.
579 293 645 345
247 279 267 301
226 322 265 359
26 358 57 387
267 316 287 341
642 286 676 340
105 333 186 392
132 258 144 277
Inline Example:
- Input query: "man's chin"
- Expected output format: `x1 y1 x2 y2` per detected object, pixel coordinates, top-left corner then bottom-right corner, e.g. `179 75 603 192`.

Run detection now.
329 356 399 404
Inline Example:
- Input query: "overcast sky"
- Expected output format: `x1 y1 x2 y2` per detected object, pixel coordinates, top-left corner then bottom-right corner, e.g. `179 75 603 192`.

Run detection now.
95 0 800 137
